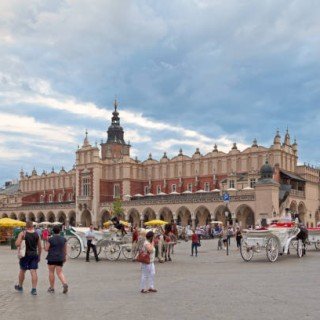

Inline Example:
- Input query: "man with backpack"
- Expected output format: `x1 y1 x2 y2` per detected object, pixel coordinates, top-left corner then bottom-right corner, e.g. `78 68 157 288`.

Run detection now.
15 221 42 295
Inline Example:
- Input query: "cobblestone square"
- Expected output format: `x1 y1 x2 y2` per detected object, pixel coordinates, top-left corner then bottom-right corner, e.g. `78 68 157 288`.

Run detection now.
1 239 319 320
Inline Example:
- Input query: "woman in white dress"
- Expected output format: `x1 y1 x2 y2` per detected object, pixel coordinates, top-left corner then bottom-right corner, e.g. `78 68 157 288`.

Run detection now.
140 231 157 293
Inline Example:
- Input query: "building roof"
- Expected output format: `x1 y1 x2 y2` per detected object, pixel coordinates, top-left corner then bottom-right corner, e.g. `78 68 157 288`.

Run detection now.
280 169 306 182
0 183 20 196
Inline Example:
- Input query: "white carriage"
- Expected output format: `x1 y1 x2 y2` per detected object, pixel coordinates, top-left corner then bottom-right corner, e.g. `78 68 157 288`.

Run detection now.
66 227 133 261
307 228 320 250
240 223 304 262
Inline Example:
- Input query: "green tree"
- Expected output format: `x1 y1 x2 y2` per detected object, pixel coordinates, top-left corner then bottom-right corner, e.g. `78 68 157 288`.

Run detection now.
112 197 123 217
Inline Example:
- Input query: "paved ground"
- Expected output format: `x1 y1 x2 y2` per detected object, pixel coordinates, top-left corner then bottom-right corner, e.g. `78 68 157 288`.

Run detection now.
0 239 319 320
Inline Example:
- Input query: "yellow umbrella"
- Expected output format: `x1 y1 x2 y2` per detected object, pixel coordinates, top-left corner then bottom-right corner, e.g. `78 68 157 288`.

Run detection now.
144 219 168 226
103 220 131 228
0 218 26 228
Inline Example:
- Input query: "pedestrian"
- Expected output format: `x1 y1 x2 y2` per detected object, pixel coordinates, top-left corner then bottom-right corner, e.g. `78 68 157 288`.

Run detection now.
85 225 99 262
163 224 172 261
42 227 50 249
190 230 199 257
45 225 68 294
171 221 178 254
235 227 242 249
132 225 139 260
140 231 157 293
222 227 228 250
15 221 42 295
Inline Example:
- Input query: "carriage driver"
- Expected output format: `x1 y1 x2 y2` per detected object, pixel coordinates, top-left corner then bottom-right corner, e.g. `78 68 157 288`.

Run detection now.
111 216 127 236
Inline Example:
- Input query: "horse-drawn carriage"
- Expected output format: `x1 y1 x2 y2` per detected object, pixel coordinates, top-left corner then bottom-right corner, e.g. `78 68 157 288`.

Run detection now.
66 227 133 261
307 228 320 250
240 221 306 262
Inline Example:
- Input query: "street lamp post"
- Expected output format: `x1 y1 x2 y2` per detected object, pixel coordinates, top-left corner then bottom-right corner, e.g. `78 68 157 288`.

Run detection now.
225 211 229 256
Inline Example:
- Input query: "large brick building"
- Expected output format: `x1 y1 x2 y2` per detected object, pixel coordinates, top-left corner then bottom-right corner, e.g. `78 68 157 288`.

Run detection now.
1 101 319 228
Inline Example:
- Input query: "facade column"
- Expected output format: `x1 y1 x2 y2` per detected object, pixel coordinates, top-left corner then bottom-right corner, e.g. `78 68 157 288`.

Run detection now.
192 218 196 229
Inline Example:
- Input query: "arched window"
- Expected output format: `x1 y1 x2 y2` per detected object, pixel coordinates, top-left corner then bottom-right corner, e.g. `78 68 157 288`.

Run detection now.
82 177 91 196
40 195 45 203
58 193 63 202
49 194 53 203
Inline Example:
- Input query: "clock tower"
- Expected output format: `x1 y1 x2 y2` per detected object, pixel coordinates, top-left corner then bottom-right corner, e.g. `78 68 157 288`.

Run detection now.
100 99 131 160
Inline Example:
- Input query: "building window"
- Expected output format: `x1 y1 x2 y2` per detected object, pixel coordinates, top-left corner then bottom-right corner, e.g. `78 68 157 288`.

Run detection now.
58 193 63 202
188 183 193 192
82 177 90 196
68 193 73 201
144 186 149 195
171 184 177 193
204 182 210 192
114 184 120 198
49 194 53 203
229 180 235 189
157 185 161 194
250 178 256 188
40 195 44 203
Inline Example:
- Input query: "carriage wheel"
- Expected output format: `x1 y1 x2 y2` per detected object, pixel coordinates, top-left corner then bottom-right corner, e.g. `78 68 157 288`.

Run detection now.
266 237 279 262
104 243 121 261
66 236 81 259
290 240 297 249
240 239 254 262
315 240 320 250
121 244 133 260
297 239 303 258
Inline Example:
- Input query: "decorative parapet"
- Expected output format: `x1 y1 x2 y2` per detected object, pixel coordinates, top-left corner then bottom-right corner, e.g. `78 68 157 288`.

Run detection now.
101 191 255 207
0 202 76 212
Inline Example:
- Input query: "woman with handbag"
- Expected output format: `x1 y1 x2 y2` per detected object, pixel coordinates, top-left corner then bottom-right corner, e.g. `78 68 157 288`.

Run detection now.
139 231 157 293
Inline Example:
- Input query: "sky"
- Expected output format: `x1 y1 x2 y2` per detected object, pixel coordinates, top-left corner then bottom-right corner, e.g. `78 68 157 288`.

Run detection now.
0 0 319 185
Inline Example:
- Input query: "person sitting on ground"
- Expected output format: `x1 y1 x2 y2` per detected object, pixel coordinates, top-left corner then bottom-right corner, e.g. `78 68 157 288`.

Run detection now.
111 216 127 236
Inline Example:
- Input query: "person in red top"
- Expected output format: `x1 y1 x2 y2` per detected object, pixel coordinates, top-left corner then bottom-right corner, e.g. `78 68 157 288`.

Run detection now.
42 227 50 249
132 225 139 260
191 230 199 257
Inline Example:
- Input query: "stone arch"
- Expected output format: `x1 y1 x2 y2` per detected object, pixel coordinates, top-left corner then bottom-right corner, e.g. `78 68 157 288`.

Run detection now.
158 207 173 222
68 211 76 227
36 212 45 223
1 213 8 218
57 211 67 224
47 211 56 223
127 208 140 227
142 207 156 223
10 213 17 219
27 212 36 222
194 205 211 227
214 205 229 226
18 212 26 222
81 209 92 227
176 206 192 227
99 209 111 227
289 201 298 216
235 204 255 228
298 202 307 223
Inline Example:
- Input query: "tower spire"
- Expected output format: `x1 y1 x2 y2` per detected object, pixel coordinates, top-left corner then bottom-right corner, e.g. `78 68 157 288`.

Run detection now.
114 98 118 112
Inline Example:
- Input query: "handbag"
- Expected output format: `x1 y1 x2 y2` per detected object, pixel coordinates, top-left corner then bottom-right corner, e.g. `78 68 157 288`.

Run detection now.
136 250 150 264
20 240 26 258
18 232 26 258
197 242 201 247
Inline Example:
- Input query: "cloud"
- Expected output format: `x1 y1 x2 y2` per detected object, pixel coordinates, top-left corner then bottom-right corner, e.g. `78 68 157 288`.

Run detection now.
1 0 320 184
0 112 75 143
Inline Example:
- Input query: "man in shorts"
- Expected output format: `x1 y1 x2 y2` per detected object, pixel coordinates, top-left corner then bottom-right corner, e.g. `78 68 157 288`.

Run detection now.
15 221 42 295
